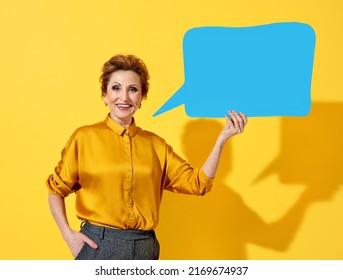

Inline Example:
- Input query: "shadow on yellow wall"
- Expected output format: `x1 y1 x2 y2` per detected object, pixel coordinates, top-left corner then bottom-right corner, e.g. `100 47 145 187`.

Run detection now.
257 102 342 189
159 102 342 259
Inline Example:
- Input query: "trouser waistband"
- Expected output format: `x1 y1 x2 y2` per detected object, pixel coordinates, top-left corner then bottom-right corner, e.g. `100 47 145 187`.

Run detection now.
81 221 155 240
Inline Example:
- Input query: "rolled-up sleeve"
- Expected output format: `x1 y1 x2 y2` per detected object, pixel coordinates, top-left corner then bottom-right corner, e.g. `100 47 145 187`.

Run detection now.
46 132 80 197
163 144 214 195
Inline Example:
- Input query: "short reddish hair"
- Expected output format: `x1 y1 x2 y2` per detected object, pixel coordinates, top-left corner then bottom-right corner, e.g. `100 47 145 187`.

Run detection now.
100 54 150 99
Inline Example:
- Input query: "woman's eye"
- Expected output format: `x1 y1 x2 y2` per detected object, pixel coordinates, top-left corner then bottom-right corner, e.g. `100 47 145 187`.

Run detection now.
129 87 138 93
112 85 120 91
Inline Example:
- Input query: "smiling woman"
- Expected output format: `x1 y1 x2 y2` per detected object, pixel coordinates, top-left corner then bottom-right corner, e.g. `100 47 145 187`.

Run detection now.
104 70 143 127
45 54 248 260
100 55 149 127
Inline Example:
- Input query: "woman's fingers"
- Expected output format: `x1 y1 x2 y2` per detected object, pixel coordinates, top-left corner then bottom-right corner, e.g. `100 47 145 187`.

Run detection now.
222 110 248 141
81 233 98 249
228 110 245 133
239 112 248 127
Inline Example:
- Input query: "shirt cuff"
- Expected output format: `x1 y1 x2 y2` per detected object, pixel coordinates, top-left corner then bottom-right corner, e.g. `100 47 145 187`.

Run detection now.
46 173 75 197
198 169 214 195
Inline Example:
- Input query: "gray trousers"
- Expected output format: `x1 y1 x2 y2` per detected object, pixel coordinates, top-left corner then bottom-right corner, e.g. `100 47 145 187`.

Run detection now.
75 222 160 260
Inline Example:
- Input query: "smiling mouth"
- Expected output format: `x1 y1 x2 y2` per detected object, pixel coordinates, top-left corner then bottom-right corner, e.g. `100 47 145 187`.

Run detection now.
116 104 133 109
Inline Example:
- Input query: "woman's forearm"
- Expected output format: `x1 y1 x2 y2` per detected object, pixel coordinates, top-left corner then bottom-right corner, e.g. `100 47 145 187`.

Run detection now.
201 111 248 179
201 136 227 178
48 193 72 240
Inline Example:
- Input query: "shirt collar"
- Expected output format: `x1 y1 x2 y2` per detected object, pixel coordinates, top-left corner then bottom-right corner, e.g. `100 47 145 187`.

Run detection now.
105 115 138 137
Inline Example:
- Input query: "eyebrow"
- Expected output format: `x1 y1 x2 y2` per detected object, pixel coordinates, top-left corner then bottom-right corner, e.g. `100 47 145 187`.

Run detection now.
111 82 139 87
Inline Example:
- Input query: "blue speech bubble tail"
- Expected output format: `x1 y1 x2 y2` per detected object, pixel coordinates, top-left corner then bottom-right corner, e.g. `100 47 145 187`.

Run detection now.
153 87 185 117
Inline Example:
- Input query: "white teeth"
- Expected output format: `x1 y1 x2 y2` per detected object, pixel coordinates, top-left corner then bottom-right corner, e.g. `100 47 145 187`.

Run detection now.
117 104 131 108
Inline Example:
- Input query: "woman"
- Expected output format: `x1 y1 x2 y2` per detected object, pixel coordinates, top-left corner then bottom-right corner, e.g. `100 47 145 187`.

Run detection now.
46 54 248 260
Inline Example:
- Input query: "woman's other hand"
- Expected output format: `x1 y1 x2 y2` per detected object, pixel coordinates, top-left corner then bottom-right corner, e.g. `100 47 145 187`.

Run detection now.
63 229 98 258
220 110 248 142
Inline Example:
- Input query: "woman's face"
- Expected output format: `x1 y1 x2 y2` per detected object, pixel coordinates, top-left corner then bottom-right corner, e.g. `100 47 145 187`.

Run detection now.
104 70 143 127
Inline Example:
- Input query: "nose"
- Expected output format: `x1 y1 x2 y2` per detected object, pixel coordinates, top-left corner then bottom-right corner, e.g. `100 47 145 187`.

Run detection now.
120 89 130 101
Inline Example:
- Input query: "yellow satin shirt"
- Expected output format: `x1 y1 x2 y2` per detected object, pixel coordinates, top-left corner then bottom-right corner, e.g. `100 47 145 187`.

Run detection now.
46 115 213 230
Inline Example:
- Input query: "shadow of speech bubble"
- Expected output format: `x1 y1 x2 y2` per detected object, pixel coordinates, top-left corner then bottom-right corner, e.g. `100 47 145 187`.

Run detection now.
153 22 316 118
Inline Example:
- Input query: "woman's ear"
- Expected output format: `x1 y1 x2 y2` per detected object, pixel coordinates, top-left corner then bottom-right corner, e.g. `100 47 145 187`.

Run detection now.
102 95 108 106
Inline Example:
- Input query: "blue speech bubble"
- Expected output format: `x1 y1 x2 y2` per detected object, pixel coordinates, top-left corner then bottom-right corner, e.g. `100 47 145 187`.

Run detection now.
153 22 316 117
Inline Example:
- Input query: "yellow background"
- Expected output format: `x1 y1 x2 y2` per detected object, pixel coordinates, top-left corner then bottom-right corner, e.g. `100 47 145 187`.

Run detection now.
0 0 342 259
